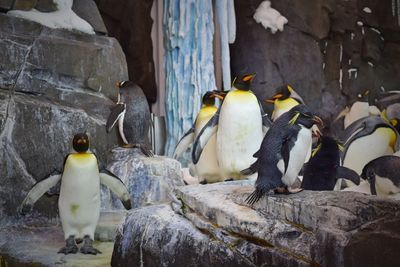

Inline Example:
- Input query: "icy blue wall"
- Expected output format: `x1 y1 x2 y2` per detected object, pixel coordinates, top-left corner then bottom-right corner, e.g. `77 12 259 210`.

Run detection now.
163 0 216 156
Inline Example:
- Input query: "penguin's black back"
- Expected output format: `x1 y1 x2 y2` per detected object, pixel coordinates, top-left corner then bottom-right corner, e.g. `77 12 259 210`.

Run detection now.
361 155 400 186
302 136 340 190
121 84 151 145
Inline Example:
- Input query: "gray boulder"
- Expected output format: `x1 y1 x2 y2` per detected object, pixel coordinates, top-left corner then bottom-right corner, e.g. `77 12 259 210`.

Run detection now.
113 182 400 267
72 0 108 35
0 13 128 223
101 148 185 210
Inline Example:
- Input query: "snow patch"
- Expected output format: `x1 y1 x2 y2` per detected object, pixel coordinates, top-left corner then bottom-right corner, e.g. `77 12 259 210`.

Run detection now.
253 1 288 34
363 7 372 13
368 61 374 67
348 68 358 79
357 21 364 26
7 0 94 34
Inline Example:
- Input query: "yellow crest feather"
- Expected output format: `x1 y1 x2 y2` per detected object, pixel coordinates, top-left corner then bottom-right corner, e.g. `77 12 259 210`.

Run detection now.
288 113 300 125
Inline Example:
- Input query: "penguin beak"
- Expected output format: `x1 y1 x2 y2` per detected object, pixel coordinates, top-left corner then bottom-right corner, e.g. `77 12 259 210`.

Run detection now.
311 116 324 139
265 93 283 104
211 90 227 100
211 93 225 100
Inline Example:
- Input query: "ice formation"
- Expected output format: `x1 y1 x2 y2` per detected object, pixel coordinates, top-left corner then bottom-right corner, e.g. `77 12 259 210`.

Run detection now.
163 0 216 156
253 1 288 34
7 0 94 34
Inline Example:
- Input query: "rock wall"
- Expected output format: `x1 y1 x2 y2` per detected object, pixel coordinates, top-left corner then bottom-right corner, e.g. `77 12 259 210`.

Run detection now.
231 0 400 130
0 14 128 223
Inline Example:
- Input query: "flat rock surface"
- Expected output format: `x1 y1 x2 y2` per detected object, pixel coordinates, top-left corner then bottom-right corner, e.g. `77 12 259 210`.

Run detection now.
113 182 400 267
0 211 127 266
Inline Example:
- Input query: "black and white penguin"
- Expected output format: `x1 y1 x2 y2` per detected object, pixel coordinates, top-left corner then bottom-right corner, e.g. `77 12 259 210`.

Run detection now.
173 91 223 183
361 155 400 196
302 136 360 191
192 73 272 180
243 104 323 205
265 84 304 121
337 116 399 187
21 133 131 255
106 81 153 157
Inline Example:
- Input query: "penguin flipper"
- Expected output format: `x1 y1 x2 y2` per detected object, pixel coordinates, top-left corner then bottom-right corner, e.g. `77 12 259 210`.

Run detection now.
100 170 132 210
336 166 360 186
281 128 298 173
240 160 259 176
106 103 126 132
192 110 220 164
20 174 62 214
173 128 195 159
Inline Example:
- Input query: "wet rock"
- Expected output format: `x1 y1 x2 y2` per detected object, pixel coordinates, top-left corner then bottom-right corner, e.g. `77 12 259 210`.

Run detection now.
101 148 185 210
0 0 14 11
35 0 57 12
331 0 358 33
113 182 400 267
12 0 37 11
362 27 384 64
72 0 108 35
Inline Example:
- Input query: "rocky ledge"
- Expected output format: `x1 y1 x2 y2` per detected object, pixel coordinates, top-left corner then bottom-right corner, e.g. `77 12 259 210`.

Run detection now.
112 182 400 267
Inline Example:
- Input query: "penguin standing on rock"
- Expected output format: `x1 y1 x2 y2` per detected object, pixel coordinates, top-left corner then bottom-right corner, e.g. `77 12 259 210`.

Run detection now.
21 133 131 255
302 136 360 191
361 155 400 196
173 91 223 183
243 104 323 205
192 73 272 180
106 81 153 157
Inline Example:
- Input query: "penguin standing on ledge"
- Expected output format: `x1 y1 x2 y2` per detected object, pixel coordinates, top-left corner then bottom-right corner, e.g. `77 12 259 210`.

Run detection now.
361 155 400 196
106 81 153 157
173 91 223 183
302 136 360 191
192 73 271 180
21 133 131 255
244 104 323 205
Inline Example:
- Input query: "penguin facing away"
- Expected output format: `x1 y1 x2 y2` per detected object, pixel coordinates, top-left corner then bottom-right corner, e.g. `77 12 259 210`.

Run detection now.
106 81 153 157
21 133 131 255
361 155 400 196
173 91 223 183
265 84 304 121
192 73 272 180
243 104 323 205
301 136 360 191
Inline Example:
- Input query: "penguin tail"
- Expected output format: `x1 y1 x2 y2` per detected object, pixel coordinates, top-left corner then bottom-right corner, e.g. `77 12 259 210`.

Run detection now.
245 189 264 205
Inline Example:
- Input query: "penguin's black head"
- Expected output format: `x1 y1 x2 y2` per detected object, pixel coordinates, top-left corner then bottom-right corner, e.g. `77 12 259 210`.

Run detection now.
265 84 304 104
73 133 90 153
288 104 324 130
232 73 256 91
202 91 216 106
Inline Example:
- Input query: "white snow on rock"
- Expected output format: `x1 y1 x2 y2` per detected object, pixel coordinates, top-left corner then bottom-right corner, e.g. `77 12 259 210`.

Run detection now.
363 7 372 13
7 0 94 34
253 1 288 34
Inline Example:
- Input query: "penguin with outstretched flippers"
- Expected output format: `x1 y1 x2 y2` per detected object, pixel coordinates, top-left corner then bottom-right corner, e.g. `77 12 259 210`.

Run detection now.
244 104 323 205
302 136 360 191
106 81 153 157
21 133 131 255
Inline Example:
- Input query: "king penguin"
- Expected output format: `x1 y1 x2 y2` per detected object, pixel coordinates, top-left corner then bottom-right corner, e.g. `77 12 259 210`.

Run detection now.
192 73 272 180
106 81 153 157
361 155 400 196
301 136 360 190
335 116 400 190
243 104 324 205
21 133 131 255
265 84 304 121
173 91 223 183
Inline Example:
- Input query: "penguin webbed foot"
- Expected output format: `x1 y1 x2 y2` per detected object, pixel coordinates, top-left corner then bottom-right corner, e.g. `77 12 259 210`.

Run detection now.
127 144 154 157
58 236 78 254
274 186 290 195
80 235 102 255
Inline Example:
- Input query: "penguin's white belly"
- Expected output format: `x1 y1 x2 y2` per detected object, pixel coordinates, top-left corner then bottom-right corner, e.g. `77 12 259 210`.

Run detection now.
375 175 400 195
217 101 263 178
282 127 312 186
195 133 222 183
59 155 100 239
343 130 394 176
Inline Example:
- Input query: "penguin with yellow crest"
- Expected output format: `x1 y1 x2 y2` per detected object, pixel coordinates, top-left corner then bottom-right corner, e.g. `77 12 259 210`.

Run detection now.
192 73 271 180
335 116 400 190
21 133 131 255
173 91 224 183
